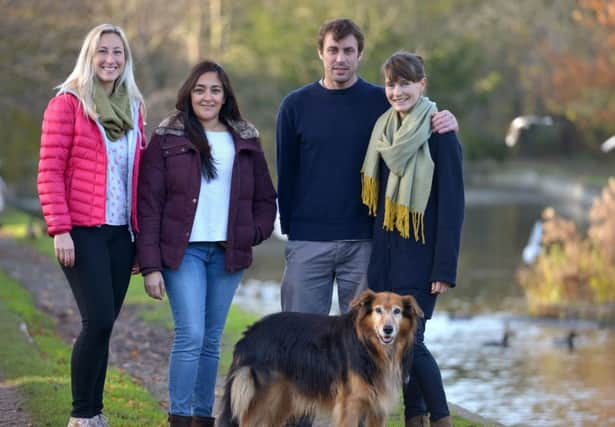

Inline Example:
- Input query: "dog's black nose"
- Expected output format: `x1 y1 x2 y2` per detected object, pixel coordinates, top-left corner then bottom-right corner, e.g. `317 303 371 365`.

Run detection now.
383 325 394 335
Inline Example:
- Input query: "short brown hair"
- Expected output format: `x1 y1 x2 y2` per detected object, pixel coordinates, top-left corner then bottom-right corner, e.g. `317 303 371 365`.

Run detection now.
318 18 364 53
382 51 426 83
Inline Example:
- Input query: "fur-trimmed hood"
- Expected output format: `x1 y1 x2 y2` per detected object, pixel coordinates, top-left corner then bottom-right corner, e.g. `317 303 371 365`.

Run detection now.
154 114 259 139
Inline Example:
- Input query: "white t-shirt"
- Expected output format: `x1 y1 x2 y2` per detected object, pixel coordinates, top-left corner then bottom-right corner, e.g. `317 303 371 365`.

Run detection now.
189 130 235 242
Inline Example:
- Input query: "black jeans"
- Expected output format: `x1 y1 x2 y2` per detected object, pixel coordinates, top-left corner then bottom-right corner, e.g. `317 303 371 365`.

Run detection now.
403 317 450 421
61 225 134 417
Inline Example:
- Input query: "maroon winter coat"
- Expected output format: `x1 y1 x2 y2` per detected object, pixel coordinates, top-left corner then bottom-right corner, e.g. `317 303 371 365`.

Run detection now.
136 116 277 273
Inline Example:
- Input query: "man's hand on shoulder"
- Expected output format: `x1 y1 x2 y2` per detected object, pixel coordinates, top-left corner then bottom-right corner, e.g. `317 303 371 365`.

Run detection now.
431 110 458 134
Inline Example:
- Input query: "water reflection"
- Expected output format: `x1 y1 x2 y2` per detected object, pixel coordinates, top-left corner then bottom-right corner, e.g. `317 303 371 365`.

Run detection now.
237 186 614 426
245 189 546 314
431 315 615 427
234 280 615 426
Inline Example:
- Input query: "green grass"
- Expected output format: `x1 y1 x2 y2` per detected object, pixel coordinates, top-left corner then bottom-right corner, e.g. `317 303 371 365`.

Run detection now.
0 207 493 426
0 207 54 257
0 206 261 373
450 416 494 427
218 305 259 374
124 278 259 375
0 270 166 426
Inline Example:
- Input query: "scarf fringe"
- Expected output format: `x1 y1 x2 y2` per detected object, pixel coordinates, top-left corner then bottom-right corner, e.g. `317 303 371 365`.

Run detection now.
361 174 379 216
383 197 425 243
383 198 397 233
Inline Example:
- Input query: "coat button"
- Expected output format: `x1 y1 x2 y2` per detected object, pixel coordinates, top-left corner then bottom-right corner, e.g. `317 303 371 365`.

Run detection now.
185 231 189 236
192 198 197 203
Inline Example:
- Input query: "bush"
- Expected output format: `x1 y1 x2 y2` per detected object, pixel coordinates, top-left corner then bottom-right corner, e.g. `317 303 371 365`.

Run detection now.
518 178 615 317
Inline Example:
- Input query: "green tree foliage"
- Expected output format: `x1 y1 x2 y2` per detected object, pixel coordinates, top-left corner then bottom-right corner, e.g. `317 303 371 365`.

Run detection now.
539 0 615 147
1 0 612 194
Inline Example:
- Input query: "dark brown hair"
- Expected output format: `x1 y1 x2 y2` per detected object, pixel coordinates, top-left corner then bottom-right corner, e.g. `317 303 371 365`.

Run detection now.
175 60 242 180
382 51 426 83
318 18 364 53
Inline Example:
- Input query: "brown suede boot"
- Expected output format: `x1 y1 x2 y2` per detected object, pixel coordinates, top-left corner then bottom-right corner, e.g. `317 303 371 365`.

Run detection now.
406 414 430 427
168 414 192 427
431 415 453 427
192 416 215 427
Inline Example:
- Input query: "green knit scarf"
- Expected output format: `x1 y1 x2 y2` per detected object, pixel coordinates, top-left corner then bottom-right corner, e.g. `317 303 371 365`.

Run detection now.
361 96 437 242
93 78 133 141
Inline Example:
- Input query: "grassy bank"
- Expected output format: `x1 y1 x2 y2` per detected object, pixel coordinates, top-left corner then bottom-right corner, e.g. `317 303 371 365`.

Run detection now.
0 207 493 426
0 270 166 426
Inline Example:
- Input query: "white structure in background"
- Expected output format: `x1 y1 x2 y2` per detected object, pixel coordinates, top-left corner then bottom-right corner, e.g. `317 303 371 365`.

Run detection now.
522 220 543 264
505 115 553 147
600 135 615 153
273 211 287 241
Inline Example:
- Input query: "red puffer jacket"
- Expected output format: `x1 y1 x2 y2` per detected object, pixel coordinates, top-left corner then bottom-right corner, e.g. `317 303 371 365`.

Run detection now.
37 92 145 236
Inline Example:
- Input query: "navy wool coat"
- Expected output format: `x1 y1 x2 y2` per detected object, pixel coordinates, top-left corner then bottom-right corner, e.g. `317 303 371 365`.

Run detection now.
367 131 464 318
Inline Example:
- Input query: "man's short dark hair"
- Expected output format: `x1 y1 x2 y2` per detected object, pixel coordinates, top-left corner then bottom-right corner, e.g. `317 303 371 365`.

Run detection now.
318 18 364 53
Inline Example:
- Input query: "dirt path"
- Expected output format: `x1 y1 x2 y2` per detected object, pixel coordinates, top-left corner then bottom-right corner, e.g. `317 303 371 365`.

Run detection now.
0 236 173 408
0 235 503 426
0 369 33 427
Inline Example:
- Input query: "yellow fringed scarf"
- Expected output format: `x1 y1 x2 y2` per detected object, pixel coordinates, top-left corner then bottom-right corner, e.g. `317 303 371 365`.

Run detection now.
361 96 436 242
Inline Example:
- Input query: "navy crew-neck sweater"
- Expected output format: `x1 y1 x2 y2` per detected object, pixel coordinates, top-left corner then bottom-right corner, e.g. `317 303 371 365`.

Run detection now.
276 78 390 241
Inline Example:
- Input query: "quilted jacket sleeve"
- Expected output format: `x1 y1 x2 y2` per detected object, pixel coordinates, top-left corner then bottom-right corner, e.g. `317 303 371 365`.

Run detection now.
37 94 77 236
136 132 166 275
251 137 277 245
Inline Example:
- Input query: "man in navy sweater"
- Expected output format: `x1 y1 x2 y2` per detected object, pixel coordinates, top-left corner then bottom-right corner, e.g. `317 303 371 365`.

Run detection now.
276 18 458 315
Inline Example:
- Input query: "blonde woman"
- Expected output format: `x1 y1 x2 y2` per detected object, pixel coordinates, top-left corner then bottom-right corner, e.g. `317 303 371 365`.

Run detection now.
37 23 145 427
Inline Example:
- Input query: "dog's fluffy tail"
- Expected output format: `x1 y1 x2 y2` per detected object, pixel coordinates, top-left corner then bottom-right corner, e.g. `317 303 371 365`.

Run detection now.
217 366 255 427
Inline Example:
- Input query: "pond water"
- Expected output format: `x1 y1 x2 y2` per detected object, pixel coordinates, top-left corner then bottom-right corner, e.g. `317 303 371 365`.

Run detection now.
234 186 615 427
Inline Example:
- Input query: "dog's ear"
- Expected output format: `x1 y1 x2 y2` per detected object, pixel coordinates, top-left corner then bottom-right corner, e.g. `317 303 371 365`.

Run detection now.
402 295 424 318
349 289 376 312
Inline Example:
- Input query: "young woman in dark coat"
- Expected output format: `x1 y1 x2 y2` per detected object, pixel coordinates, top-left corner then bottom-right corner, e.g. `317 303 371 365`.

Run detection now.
136 60 276 427
362 52 464 427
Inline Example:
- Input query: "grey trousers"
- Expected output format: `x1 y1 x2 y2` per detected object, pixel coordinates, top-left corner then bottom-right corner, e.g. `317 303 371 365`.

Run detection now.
280 240 371 314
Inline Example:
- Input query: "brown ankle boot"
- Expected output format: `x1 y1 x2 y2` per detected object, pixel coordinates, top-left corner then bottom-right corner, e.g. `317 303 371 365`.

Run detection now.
192 416 215 427
431 415 452 427
406 414 430 427
168 414 192 427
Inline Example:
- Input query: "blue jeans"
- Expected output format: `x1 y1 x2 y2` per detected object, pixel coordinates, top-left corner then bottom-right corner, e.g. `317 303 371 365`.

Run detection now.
163 243 243 417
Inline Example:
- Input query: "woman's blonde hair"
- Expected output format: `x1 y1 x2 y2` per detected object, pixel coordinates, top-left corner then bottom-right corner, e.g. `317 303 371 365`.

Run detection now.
57 23 145 119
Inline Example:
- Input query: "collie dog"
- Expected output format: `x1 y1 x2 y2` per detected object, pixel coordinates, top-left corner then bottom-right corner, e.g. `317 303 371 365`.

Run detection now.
217 290 423 427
